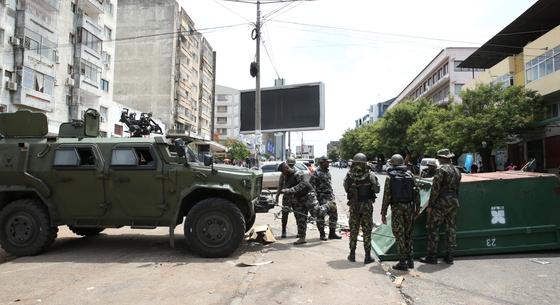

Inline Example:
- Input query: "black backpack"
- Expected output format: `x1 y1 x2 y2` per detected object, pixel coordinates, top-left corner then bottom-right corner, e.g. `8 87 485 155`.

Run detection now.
389 168 414 203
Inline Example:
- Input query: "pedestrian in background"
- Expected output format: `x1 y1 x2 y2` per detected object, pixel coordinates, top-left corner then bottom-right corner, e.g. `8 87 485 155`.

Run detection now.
421 149 462 265
381 154 420 271
344 153 380 264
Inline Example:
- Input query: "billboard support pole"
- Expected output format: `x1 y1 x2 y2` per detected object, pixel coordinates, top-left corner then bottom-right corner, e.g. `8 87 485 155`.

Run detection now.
254 1 262 168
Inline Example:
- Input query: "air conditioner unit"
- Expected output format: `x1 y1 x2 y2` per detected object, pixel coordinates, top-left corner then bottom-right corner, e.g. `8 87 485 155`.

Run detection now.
66 77 75 86
6 81 18 91
9 37 22 47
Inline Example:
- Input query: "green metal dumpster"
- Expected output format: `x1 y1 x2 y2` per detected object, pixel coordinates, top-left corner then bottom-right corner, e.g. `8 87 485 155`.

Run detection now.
372 171 560 261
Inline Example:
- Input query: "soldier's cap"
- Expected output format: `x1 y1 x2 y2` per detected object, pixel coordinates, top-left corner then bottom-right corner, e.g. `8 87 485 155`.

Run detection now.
436 148 455 159
318 156 332 162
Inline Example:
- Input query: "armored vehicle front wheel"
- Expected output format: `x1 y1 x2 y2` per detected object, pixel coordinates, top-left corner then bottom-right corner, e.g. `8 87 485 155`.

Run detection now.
68 226 105 237
0 199 58 256
184 198 245 258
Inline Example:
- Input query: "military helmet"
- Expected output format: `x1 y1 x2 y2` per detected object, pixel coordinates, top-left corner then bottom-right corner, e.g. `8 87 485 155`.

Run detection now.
318 156 331 163
352 153 367 163
389 154 404 166
286 157 296 165
426 159 438 167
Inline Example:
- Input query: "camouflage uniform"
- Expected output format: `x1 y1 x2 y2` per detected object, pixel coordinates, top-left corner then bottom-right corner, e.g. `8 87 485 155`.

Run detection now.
310 168 338 233
426 163 461 256
381 166 420 262
344 171 380 255
282 171 314 239
277 171 298 233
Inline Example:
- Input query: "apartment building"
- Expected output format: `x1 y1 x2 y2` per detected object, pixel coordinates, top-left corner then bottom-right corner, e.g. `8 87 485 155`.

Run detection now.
355 97 395 127
214 85 241 144
113 0 215 141
390 47 483 109
0 0 122 136
461 0 560 172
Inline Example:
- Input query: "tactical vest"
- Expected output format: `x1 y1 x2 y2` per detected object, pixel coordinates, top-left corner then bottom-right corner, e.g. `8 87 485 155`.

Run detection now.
388 168 414 203
352 177 374 203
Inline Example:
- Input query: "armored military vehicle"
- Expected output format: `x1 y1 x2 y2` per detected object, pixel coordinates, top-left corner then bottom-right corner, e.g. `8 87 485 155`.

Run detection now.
0 109 264 258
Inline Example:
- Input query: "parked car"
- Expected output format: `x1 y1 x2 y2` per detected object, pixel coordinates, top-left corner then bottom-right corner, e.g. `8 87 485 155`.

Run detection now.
419 158 440 173
260 161 310 190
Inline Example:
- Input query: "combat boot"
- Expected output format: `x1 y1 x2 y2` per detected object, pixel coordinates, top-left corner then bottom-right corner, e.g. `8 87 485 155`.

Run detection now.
392 260 408 271
407 257 415 269
328 228 342 240
347 249 356 262
293 237 307 245
443 253 454 265
364 251 374 264
319 230 328 241
281 226 287 239
419 255 438 264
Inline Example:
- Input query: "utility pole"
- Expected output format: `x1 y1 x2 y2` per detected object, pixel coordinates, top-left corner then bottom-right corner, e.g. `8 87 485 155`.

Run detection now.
254 1 262 168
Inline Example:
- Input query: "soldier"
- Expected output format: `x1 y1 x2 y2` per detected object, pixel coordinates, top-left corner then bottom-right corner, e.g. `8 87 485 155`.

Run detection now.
381 154 420 271
420 149 462 265
420 159 438 178
280 164 330 245
310 156 342 241
344 153 380 264
275 157 298 238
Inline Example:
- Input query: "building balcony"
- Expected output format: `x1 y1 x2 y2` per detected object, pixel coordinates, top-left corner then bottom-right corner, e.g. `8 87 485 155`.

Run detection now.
13 87 54 112
77 13 104 40
77 0 104 16
76 44 102 66
75 75 102 98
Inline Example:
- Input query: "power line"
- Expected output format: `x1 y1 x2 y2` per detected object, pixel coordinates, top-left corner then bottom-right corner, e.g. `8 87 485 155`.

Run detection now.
0 23 249 56
262 2 293 19
263 39 280 79
271 20 549 51
263 1 303 22
212 0 253 24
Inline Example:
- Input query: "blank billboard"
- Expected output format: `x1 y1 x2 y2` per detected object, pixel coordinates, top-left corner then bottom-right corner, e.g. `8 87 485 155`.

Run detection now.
240 82 325 133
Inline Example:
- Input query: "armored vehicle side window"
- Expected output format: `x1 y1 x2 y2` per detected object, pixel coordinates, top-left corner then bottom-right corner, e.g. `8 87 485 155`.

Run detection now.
111 147 156 168
54 147 97 168
111 149 137 166
54 149 80 167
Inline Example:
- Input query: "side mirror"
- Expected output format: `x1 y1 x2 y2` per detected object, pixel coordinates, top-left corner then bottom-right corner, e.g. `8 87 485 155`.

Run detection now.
84 109 100 137
203 154 213 167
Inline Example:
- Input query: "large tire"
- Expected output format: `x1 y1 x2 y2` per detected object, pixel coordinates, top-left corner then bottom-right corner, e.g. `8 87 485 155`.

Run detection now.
245 213 256 232
68 226 105 237
0 199 58 257
184 198 245 258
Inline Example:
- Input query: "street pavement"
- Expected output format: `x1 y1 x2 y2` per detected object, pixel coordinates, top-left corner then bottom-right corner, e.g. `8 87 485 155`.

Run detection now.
1 167 559 305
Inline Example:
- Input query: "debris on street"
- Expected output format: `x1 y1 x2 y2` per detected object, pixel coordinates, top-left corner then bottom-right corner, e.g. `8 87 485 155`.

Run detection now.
529 258 551 265
246 225 276 244
236 261 274 267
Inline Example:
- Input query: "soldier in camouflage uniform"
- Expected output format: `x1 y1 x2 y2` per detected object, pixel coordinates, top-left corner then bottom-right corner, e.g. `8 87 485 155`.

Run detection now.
381 154 420 271
344 153 380 264
276 157 298 238
310 156 341 241
281 164 330 245
420 149 462 265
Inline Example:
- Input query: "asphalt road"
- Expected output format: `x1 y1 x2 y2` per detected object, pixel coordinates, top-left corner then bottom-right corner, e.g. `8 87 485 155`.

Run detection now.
1 167 559 305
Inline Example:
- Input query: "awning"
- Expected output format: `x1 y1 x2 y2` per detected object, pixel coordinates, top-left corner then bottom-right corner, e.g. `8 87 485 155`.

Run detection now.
531 116 560 128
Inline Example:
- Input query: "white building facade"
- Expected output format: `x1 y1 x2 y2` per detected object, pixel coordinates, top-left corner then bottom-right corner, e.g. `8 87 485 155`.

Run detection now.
390 47 483 108
214 84 241 144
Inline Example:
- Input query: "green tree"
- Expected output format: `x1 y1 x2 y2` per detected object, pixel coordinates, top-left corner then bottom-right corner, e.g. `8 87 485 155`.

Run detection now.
407 102 457 157
224 138 250 162
327 148 339 161
339 127 363 160
454 84 543 171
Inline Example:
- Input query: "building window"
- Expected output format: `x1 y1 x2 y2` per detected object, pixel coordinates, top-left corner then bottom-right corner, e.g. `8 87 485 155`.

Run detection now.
104 26 112 41
104 1 114 15
80 60 101 84
100 79 109 92
22 67 54 95
217 105 228 113
24 29 56 62
77 27 102 53
114 124 123 136
216 117 227 124
454 83 464 94
68 64 73 75
547 103 559 118
102 51 111 64
100 106 108 123
526 45 560 84
0 29 4 47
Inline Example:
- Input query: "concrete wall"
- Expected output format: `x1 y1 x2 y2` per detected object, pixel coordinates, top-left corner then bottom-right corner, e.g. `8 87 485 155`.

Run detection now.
113 0 177 128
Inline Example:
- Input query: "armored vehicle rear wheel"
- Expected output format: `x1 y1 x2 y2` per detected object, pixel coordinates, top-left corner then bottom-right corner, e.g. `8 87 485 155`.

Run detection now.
184 198 245 258
68 226 105 237
0 199 58 256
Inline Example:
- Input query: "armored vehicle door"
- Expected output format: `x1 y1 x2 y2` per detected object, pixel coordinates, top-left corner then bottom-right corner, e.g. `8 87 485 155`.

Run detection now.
51 145 106 219
107 144 165 218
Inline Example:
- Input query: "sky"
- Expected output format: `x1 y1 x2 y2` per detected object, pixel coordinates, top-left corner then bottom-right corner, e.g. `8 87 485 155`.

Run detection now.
179 0 538 157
